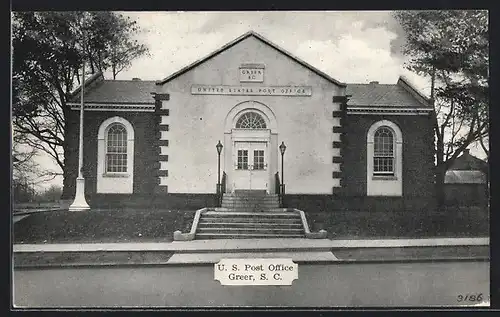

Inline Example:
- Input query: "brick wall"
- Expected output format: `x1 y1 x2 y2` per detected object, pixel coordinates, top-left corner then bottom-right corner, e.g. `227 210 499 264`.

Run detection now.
343 113 435 196
66 110 436 212
284 113 437 213
66 110 158 197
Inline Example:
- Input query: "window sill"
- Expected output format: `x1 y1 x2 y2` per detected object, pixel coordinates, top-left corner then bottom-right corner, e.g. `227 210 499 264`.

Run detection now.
102 173 130 178
372 175 397 180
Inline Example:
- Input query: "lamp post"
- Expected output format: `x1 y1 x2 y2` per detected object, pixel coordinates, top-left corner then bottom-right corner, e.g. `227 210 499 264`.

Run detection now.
69 61 90 211
279 141 286 206
216 140 223 203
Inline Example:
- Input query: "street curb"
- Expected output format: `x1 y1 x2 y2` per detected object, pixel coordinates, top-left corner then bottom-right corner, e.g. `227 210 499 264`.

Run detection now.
13 237 490 253
13 256 490 270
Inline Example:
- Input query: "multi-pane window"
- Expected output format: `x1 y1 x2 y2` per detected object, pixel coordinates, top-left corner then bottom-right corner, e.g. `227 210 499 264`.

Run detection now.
235 112 267 129
373 127 394 175
106 123 127 173
253 150 265 170
237 150 248 170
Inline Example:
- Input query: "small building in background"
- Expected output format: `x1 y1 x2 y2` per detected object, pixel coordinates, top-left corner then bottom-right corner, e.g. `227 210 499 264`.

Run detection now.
444 149 489 207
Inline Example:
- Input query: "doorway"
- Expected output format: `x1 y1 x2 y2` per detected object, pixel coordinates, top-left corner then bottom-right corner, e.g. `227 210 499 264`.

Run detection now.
233 141 268 191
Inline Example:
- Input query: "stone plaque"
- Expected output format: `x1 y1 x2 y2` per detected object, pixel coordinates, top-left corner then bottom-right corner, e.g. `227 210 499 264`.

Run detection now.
239 64 264 82
191 85 312 96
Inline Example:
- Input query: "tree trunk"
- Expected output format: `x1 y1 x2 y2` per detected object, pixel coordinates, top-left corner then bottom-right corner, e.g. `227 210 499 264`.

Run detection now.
435 164 447 211
60 107 76 200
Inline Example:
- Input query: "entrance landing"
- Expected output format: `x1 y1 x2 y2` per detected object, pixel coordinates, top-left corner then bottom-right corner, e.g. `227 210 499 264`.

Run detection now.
233 190 267 195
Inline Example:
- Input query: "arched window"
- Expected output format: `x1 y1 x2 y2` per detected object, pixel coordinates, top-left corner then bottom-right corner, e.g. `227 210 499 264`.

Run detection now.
373 127 394 175
235 112 267 129
367 120 403 196
97 116 135 194
106 123 128 173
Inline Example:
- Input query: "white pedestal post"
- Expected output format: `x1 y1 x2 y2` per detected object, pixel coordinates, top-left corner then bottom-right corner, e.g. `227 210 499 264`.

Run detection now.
69 61 90 211
69 177 90 211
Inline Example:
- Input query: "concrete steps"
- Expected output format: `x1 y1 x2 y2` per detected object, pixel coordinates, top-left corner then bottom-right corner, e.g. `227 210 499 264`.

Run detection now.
195 209 305 239
221 193 280 212
196 233 305 239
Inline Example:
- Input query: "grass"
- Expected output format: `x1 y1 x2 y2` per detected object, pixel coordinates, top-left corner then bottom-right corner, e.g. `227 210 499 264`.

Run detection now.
13 208 196 244
13 206 489 244
307 207 489 239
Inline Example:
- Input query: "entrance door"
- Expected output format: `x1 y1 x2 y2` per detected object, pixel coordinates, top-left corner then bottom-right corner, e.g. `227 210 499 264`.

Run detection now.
233 141 268 192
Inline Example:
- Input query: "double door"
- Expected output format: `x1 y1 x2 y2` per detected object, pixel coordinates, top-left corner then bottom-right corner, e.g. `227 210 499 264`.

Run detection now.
233 141 268 192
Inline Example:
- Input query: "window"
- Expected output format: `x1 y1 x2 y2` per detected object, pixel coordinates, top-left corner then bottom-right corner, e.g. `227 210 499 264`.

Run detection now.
253 150 265 170
97 116 134 193
366 120 403 196
237 150 248 169
373 127 394 175
106 123 128 173
236 112 267 129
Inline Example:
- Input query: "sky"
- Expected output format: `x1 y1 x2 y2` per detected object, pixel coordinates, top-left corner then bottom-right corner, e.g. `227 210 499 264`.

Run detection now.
27 11 488 190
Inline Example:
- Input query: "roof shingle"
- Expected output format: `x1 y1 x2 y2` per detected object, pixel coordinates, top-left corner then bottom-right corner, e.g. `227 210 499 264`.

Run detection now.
74 80 430 108
72 80 156 104
346 83 430 108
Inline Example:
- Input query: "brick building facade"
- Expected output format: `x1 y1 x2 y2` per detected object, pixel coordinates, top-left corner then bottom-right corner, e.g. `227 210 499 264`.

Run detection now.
67 31 436 213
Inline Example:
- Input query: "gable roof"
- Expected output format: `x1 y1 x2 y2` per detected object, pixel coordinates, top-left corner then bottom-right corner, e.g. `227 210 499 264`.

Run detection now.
346 77 433 108
448 150 488 172
68 79 156 105
156 31 346 87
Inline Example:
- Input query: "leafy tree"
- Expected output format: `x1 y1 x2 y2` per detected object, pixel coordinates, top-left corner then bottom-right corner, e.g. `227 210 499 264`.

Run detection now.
393 10 489 208
12 11 149 198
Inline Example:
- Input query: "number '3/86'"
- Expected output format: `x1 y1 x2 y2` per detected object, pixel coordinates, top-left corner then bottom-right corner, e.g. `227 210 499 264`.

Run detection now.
457 293 483 302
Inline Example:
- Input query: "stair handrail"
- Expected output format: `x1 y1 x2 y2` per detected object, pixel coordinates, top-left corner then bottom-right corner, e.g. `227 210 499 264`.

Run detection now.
275 172 280 195
218 171 227 207
275 172 283 207
222 171 227 194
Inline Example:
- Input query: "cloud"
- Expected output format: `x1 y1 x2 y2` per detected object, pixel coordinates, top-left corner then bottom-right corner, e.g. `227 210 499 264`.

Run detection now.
196 11 406 56
116 11 409 82
295 30 402 84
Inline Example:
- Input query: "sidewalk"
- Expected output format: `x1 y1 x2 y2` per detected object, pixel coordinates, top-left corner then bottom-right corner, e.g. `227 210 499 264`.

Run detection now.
14 237 489 253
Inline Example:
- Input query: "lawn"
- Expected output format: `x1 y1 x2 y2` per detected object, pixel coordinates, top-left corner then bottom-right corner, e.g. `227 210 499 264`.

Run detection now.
13 209 196 244
13 207 489 244
307 207 489 239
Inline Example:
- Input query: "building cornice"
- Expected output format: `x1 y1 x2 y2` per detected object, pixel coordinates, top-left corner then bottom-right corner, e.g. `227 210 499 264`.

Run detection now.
68 103 155 112
347 106 433 116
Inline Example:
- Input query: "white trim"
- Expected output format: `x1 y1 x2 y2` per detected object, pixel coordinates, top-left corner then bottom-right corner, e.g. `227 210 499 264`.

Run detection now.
159 176 168 186
332 117 341 127
224 101 278 134
159 161 168 171
96 116 134 194
348 107 432 116
69 103 154 112
367 120 402 196
332 148 341 157
160 146 169 156
160 115 170 125
332 163 341 172
332 103 341 112
160 131 169 140
332 178 341 187
332 133 341 142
